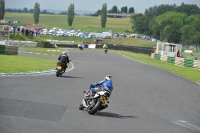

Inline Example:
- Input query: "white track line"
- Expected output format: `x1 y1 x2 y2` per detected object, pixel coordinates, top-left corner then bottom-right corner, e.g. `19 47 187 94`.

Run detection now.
173 120 200 131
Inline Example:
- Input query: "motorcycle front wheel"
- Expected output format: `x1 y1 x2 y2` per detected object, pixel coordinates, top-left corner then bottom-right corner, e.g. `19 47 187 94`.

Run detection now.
79 104 84 110
87 98 102 115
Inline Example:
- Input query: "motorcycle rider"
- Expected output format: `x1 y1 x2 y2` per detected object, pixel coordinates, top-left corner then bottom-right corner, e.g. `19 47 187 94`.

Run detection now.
103 44 108 49
86 75 113 97
82 75 113 110
56 51 69 73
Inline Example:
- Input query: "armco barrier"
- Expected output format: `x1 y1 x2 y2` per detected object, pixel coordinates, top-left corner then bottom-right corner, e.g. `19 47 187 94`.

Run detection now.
7 41 37 47
48 44 153 55
106 44 153 55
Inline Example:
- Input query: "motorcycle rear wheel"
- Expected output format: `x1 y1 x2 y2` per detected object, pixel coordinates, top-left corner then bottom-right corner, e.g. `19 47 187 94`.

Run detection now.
87 98 102 115
56 70 60 77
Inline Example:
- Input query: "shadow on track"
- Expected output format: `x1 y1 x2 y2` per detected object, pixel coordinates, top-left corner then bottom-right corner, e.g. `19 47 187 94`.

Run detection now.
96 112 137 119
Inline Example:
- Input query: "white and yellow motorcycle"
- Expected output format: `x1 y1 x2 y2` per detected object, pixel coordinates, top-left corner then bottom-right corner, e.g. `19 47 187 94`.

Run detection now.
79 88 111 115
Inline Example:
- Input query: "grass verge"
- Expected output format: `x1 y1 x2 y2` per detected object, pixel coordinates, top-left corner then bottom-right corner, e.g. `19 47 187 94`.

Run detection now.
0 55 56 73
112 50 200 83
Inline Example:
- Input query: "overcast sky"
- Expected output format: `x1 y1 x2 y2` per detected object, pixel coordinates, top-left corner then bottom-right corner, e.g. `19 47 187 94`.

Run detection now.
5 0 200 13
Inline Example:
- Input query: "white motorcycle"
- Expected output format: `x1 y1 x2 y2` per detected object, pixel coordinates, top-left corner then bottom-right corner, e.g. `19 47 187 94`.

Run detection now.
79 87 111 115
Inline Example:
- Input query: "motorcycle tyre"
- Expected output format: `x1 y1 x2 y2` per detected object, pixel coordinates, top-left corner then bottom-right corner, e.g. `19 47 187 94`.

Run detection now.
79 104 84 110
56 70 60 77
87 98 102 115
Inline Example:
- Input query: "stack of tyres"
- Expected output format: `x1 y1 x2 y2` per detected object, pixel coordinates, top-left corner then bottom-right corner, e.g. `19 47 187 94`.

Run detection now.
167 57 175 64
184 59 194 68
154 54 161 60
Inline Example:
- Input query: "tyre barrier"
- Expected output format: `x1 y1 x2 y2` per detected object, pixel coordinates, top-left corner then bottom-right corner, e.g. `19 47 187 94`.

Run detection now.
167 57 175 64
160 55 167 62
175 57 184 66
152 53 200 70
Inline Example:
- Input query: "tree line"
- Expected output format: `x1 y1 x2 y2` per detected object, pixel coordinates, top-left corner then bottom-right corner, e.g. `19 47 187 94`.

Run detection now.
5 8 59 14
131 3 200 48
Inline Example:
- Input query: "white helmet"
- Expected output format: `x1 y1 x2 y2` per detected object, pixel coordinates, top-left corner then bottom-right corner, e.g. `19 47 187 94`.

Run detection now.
105 75 112 80
63 51 67 55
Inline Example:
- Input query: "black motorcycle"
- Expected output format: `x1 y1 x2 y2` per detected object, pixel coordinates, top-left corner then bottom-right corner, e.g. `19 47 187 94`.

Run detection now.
56 61 65 77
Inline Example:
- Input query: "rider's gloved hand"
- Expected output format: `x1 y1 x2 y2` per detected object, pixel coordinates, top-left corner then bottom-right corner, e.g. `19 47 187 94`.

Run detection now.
90 84 95 88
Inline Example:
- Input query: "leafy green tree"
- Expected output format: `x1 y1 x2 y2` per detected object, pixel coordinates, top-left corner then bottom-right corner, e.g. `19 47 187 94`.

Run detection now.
145 4 177 18
95 9 101 15
67 3 75 26
150 12 187 43
129 7 134 13
33 2 40 24
121 6 128 13
177 3 200 16
112 6 118 13
162 18 183 43
181 15 200 49
0 0 5 20
180 25 196 44
23 7 28 13
101 3 107 28
131 13 149 34
194 32 200 50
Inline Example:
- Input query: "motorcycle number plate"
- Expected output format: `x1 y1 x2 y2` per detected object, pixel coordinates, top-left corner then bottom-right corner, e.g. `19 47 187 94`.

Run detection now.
100 96 107 104
57 66 62 70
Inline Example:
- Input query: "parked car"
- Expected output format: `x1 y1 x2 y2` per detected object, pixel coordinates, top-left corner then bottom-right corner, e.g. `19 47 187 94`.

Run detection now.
130 34 138 38
88 34 96 38
102 35 111 39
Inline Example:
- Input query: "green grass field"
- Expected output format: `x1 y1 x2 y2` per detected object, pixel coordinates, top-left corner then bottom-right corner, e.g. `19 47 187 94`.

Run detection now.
4 12 132 33
0 55 56 72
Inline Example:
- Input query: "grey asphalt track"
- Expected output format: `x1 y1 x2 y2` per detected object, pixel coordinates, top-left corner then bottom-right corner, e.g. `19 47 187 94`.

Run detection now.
0 49 200 133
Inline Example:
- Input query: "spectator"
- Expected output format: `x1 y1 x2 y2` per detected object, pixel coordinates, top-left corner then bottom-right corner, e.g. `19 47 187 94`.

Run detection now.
17 27 20 33
177 51 180 57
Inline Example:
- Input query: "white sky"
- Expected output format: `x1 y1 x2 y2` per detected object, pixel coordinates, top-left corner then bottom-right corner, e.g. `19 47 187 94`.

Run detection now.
5 0 200 13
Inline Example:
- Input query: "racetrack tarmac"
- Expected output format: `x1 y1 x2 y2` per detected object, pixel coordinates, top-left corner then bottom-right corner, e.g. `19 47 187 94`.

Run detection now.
0 49 200 133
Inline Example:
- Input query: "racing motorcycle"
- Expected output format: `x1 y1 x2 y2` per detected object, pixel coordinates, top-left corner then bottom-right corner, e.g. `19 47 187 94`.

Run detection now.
56 61 65 77
79 87 111 115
